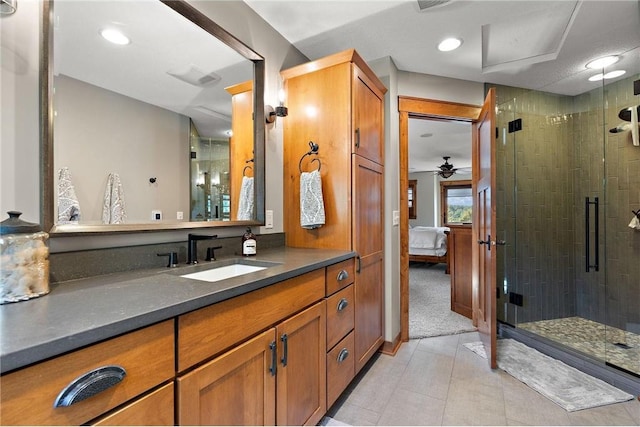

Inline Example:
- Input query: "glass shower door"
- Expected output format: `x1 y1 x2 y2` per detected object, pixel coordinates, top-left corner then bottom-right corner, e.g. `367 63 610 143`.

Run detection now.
603 70 640 377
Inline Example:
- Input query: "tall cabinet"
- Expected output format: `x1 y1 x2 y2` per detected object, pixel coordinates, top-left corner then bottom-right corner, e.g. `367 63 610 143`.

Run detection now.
282 49 387 374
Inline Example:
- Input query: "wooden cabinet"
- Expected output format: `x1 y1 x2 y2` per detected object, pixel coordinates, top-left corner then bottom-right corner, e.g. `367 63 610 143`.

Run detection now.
449 225 473 319
226 80 254 220
282 49 386 375
177 329 276 426
324 257 356 407
176 268 332 426
0 320 174 426
92 383 174 426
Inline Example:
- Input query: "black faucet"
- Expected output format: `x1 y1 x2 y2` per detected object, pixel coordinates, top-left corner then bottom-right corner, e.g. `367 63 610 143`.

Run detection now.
187 234 218 264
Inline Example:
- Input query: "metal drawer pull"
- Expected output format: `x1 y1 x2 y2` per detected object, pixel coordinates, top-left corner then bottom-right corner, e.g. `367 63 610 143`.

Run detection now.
337 348 349 363
336 270 349 282
280 334 288 367
337 298 349 312
269 341 277 376
54 365 126 408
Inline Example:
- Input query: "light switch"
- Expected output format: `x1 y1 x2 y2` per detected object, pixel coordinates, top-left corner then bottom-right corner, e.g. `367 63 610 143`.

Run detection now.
265 210 274 229
392 210 399 226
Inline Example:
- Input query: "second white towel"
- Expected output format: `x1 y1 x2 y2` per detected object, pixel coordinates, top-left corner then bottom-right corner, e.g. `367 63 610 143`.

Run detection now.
300 170 325 229
102 173 126 224
57 167 81 223
237 176 254 221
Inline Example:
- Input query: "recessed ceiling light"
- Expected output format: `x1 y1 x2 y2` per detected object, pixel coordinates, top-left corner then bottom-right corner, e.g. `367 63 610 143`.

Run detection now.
438 37 463 52
100 28 130 45
603 70 626 79
585 55 619 69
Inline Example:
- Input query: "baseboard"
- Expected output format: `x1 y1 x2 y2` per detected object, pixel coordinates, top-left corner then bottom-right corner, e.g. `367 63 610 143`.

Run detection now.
380 332 402 356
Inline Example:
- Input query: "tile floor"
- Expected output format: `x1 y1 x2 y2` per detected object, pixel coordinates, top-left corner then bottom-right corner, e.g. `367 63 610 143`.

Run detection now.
326 332 640 426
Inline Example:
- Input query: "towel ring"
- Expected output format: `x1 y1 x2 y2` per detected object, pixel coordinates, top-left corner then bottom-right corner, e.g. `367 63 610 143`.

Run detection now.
298 141 322 173
243 165 253 177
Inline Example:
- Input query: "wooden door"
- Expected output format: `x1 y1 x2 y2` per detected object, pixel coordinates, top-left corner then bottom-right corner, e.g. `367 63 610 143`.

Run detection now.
276 302 326 427
176 329 276 426
352 155 384 372
449 226 473 319
352 66 384 165
472 88 497 369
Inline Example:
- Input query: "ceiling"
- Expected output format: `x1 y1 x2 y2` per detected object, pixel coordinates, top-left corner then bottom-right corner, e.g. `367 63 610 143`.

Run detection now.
245 0 640 172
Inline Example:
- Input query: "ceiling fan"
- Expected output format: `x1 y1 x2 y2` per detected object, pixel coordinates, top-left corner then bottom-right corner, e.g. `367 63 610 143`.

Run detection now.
434 156 471 179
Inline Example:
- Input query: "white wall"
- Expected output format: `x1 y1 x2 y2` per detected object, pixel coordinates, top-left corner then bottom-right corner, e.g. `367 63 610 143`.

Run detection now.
54 75 189 223
409 172 437 227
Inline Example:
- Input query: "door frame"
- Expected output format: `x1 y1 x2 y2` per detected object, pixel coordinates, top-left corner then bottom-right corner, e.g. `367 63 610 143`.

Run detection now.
399 96 481 342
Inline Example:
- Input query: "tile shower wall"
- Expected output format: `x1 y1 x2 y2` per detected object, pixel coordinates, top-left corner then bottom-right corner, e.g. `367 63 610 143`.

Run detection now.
493 85 577 324
494 76 640 331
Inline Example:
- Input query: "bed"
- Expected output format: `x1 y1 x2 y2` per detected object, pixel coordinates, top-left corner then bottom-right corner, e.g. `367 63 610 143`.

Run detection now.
408 226 450 273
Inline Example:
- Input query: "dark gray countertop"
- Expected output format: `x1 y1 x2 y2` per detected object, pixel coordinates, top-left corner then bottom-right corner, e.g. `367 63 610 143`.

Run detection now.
0 247 355 374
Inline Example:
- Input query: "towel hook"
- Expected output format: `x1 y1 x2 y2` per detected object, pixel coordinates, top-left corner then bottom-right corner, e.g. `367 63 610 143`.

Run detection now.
243 165 253 177
298 141 322 173
633 209 640 219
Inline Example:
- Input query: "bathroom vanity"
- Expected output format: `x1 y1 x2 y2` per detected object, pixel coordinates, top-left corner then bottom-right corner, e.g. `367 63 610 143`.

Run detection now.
0 248 356 426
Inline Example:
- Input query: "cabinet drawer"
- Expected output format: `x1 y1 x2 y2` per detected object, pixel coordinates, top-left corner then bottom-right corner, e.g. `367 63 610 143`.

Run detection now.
326 284 354 350
326 332 355 408
0 320 174 426
93 382 174 426
178 269 325 372
326 258 354 296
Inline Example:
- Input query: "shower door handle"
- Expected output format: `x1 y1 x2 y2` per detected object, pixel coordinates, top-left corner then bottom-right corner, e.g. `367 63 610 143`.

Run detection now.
585 197 599 272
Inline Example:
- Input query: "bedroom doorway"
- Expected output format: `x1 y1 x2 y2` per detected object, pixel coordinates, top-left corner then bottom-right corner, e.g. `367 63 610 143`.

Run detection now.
399 97 482 342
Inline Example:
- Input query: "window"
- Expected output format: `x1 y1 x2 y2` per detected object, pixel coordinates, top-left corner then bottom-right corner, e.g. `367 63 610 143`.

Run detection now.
408 180 417 219
441 180 472 225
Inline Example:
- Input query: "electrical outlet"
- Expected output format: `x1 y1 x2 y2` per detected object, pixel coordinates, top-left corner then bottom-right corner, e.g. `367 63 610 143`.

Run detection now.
265 210 273 229
151 210 162 221
392 210 399 226
177 211 183 220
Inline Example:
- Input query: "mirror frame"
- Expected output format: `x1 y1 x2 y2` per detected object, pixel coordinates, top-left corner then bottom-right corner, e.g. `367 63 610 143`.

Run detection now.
41 0 266 235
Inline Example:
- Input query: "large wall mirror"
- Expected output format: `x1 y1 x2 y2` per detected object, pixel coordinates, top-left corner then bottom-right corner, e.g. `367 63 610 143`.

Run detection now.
42 0 266 234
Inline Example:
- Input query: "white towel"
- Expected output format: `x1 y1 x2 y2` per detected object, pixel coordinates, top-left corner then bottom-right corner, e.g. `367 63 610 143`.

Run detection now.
629 216 640 230
57 167 81 223
102 173 126 224
300 170 325 229
237 176 254 220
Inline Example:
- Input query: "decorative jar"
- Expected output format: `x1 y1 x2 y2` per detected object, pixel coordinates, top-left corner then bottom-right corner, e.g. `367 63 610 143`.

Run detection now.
0 211 50 304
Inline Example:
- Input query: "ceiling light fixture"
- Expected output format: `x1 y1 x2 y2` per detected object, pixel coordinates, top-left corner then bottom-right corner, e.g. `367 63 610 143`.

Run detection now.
588 70 626 82
100 28 130 45
585 55 619 69
603 70 626 79
437 37 462 52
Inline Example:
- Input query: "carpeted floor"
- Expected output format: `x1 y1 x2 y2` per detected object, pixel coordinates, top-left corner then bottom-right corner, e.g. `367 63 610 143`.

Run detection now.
409 263 476 339
463 339 635 412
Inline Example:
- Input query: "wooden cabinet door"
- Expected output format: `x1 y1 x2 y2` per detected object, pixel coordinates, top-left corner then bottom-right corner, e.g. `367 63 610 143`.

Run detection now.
352 66 384 165
177 329 276 426
352 156 385 372
276 302 327 427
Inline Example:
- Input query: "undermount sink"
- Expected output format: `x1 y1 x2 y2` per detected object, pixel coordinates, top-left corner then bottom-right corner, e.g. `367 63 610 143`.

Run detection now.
180 261 273 283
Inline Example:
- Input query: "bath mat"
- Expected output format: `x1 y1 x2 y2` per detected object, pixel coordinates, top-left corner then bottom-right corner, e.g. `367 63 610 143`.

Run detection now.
463 339 635 412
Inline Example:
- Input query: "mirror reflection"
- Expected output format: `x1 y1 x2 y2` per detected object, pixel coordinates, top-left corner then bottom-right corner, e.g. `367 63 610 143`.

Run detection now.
49 0 262 231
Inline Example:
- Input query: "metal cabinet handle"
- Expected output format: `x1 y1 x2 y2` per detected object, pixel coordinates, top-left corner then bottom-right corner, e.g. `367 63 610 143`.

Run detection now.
337 348 349 363
337 298 349 312
280 334 288 367
269 341 277 376
54 365 126 408
356 255 361 273
337 269 349 282
355 128 361 148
